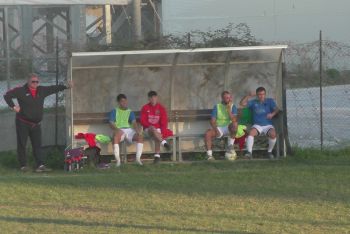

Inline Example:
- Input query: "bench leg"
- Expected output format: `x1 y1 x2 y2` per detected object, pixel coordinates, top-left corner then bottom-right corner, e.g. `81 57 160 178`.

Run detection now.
121 142 127 163
171 137 176 162
276 137 280 158
178 137 183 162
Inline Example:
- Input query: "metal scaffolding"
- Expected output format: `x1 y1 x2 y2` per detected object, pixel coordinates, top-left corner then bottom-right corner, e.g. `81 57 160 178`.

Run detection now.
0 0 162 84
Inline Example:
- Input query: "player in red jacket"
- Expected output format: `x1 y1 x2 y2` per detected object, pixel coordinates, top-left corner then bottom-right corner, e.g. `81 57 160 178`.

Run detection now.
140 91 173 163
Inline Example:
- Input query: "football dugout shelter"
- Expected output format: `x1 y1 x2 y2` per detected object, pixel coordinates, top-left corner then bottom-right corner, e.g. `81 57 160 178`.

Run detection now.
67 45 288 159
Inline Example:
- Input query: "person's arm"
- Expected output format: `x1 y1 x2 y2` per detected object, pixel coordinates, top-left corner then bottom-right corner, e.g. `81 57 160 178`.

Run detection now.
159 105 169 133
140 105 150 129
229 105 238 124
130 112 142 135
41 81 73 97
3 87 21 112
210 105 220 135
210 117 217 129
267 99 279 119
108 109 118 130
132 120 142 135
239 91 255 107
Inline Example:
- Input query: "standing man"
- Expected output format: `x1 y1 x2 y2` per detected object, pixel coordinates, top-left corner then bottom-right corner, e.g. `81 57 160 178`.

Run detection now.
140 91 173 164
109 94 143 167
3 73 72 172
239 87 279 159
205 91 238 160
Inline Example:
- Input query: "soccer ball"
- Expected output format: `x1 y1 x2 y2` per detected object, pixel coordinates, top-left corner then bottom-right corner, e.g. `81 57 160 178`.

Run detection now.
225 150 237 161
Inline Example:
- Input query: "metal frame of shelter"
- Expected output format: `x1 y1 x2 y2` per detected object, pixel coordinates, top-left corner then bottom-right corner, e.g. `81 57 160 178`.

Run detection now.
69 45 288 156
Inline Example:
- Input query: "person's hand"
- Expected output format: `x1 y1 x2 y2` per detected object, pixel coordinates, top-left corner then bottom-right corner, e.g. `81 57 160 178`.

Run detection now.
149 126 155 131
136 125 143 135
232 121 238 129
267 113 274 119
12 105 20 113
248 91 255 98
67 80 73 89
226 101 233 114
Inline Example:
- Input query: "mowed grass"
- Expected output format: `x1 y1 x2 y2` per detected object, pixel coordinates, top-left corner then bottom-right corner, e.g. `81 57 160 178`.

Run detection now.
0 150 350 233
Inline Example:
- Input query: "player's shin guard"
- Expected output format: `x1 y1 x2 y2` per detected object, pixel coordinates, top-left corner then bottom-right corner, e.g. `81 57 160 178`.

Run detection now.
268 138 277 153
113 144 121 166
136 143 143 160
246 136 254 153
228 137 235 146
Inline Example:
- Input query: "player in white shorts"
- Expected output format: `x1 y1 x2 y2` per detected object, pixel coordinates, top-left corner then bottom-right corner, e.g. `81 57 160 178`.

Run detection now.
204 91 238 161
109 94 143 167
239 87 279 159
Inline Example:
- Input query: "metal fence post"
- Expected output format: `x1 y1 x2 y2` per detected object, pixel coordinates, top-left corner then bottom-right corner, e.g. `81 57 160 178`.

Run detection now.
4 7 10 90
319 30 324 150
282 61 292 156
55 37 59 146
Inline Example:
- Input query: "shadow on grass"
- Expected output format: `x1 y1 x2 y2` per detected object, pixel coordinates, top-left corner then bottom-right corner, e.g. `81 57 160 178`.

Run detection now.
0 215 251 234
2 202 350 229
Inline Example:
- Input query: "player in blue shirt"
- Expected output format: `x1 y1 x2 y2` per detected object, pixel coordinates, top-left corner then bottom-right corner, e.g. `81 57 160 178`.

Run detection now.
239 87 279 159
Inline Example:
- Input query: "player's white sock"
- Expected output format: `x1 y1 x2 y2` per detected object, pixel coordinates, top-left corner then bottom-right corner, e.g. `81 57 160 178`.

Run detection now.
268 138 277 153
228 137 235 146
207 150 213 156
136 143 143 163
113 144 121 167
246 136 254 153
154 154 160 158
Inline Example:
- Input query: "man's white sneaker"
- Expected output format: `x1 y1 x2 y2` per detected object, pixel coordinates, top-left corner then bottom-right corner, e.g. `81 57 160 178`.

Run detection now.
35 165 52 172
207 155 215 161
135 158 143 165
244 152 252 159
268 152 274 160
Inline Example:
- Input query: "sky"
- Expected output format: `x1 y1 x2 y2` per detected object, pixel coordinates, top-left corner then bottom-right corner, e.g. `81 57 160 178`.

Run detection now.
162 0 350 43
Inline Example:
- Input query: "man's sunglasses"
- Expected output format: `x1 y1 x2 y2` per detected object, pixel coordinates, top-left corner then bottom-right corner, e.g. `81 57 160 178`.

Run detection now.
31 80 39 83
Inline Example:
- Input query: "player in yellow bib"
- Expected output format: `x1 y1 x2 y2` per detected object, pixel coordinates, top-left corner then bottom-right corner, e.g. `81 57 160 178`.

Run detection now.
205 91 238 160
109 94 143 167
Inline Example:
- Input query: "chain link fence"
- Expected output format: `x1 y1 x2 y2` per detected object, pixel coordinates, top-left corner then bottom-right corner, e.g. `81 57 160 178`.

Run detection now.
0 58 68 108
285 38 350 149
0 53 68 150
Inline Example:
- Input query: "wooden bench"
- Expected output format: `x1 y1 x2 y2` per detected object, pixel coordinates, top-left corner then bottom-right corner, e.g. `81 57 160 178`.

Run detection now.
73 108 282 162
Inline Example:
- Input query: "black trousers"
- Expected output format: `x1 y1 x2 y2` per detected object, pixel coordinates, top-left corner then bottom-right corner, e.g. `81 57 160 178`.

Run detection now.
16 118 43 167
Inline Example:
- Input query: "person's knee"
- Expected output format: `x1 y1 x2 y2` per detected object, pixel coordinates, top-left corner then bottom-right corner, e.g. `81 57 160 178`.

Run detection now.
205 129 214 139
228 122 235 129
113 131 123 143
113 137 121 144
249 129 258 137
148 128 157 135
133 132 143 142
228 125 237 134
268 129 276 139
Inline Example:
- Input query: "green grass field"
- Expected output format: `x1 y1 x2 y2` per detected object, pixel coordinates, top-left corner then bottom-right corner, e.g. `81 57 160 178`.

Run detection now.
0 149 350 233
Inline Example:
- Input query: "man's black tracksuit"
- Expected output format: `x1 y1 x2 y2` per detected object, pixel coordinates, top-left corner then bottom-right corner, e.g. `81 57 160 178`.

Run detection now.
3 83 67 167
